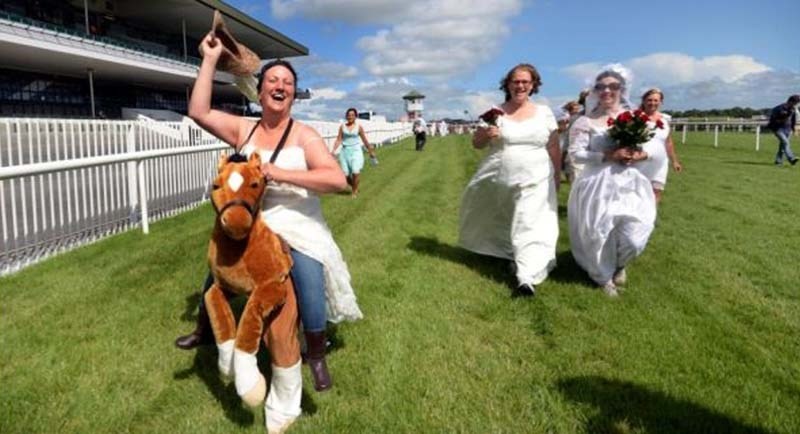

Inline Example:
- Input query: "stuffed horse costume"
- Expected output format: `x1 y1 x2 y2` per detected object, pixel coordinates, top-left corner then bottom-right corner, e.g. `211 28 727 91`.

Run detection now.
205 151 302 430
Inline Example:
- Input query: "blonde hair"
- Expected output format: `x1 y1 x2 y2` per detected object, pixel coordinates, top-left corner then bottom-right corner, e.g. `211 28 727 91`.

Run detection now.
641 88 664 103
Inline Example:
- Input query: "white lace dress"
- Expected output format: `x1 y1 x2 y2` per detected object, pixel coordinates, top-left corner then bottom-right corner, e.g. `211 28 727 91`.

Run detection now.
567 116 656 285
241 143 363 323
638 114 671 190
458 107 559 286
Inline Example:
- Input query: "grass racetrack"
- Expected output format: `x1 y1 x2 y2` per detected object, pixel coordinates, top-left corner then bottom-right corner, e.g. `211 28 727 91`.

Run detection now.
1 131 799 433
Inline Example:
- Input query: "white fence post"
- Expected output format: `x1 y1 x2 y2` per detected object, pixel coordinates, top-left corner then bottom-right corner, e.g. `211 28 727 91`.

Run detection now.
126 124 138 214
713 125 719 147
682 124 687 144
755 125 761 151
137 160 150 234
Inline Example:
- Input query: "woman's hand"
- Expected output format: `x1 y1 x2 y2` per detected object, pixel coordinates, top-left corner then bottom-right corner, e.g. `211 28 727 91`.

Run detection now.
672 160 683 172
260 162 285 183
629 149 648 163
472 126 500 149
604 147 632 164
198 33 223 61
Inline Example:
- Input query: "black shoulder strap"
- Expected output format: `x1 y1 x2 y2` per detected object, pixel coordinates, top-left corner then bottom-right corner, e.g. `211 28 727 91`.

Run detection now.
235 119 294 164
241 122 260 149
270 118 294 164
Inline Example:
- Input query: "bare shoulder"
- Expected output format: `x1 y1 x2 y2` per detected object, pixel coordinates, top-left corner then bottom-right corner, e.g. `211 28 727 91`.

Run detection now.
294 121 326 148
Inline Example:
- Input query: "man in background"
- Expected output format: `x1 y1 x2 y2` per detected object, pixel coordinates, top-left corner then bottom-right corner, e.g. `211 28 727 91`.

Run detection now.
413 117 427 151
768 94 800 166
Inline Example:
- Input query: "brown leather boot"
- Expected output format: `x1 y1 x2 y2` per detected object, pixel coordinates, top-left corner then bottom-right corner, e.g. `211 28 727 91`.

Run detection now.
304 331 332 391
175 305 213 350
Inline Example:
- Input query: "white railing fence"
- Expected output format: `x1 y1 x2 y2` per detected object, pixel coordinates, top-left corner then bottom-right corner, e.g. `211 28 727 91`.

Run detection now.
0 117 411 276
670 119 772 150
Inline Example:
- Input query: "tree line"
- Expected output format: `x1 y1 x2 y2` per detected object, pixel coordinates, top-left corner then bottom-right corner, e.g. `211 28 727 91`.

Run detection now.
663 107 770 119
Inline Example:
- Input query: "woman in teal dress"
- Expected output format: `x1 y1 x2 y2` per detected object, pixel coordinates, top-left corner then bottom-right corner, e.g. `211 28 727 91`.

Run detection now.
331 108 378 197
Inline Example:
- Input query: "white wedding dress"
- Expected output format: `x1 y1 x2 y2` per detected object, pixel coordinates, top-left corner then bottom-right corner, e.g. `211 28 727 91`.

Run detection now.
459 106 559 286
241 143 363 323
567 116 656 285
638 114 671 189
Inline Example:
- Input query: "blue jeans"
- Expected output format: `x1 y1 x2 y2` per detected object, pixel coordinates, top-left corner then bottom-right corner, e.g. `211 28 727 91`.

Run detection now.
774 128 796 164
199 248 327 333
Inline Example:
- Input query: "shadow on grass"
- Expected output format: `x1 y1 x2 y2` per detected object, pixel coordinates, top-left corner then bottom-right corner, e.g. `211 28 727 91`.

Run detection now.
723 160 776 167
557 376 776 434
173 344 319 427
548 250 595 287
173 346 256 427
406 236 515 289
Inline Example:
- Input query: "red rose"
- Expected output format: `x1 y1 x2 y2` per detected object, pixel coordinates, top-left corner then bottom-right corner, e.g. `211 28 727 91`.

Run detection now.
479 107 505 126
633 109 643 117
639 114 649 122
618 111 633 123
655 119 664 129
607 117 614 126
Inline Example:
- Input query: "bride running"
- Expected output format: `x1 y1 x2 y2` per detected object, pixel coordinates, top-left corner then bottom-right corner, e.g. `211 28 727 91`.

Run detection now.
459 63 561 297
567 65 656 296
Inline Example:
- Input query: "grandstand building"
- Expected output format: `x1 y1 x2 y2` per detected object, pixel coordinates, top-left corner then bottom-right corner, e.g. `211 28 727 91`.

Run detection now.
0 0 307 119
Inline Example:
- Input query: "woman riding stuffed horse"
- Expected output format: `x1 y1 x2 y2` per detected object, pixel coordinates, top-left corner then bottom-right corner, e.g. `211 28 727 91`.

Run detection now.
206 150 301 416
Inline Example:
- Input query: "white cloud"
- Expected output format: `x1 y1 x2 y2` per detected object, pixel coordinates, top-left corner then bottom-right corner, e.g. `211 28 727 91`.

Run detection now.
271 0 401 22
660 70 800 110
310 87 346 100
561 52 784 110
563 53 771 87
273 0 523 79
286 54 359 87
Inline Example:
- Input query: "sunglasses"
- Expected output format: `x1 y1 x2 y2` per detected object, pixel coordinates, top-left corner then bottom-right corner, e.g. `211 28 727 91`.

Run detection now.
594 83 622 92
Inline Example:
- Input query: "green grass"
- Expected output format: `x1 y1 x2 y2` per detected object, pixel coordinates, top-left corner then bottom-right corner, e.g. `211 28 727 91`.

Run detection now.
1 131 799 433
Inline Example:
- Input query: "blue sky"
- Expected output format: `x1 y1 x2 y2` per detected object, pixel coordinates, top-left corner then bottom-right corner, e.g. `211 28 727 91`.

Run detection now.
228 0 800 121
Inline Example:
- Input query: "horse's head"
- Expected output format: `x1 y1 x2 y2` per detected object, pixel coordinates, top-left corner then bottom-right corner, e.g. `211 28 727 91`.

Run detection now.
211 152 266 240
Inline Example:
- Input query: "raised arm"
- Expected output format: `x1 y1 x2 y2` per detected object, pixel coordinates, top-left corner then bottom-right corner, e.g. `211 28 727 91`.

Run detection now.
188 33 246 147
358 125 377 158
261 124 347 194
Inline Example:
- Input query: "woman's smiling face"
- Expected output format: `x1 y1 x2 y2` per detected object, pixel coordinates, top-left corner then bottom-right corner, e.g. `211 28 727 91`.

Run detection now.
259 65 295 113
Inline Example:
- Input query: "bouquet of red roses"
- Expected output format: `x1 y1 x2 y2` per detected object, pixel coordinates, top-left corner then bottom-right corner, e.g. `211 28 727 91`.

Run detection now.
606 109 664 150
479 107 505 127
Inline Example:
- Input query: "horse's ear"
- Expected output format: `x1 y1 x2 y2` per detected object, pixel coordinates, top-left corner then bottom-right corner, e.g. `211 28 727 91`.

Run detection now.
217 152 227 172
248 151 262 168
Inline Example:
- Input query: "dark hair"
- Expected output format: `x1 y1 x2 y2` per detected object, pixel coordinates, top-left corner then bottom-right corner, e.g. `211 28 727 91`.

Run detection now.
788 94 800 104
595 70 626 90
346 107 358 117
257 59 298 95
577 89 591 105
499 63 541 102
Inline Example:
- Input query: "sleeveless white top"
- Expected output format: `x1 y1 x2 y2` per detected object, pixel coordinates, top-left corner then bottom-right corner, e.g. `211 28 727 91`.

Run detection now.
241 143 363 323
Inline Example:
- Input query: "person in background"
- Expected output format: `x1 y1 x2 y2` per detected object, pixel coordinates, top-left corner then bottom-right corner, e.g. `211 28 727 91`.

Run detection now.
331 108 379 197
559 101 582 182
459 63 561 297
636 88 683 204
413 116 427 151
768 94 800 166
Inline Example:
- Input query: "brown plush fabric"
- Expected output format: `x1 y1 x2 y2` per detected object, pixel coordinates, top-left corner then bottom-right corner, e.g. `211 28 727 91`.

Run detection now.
206 152 298 359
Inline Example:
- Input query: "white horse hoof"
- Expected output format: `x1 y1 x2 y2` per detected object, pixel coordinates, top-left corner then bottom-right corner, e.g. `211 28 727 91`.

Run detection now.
241 374 267 407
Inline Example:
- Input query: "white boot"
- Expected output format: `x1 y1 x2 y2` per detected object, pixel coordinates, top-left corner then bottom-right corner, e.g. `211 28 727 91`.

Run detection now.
217 340 235 378
265 361 302 434
233 348 266 407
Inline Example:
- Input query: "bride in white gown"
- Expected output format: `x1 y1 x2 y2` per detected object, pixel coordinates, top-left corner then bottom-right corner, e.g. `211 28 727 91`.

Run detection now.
459 63 561 297
567 65 656 296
